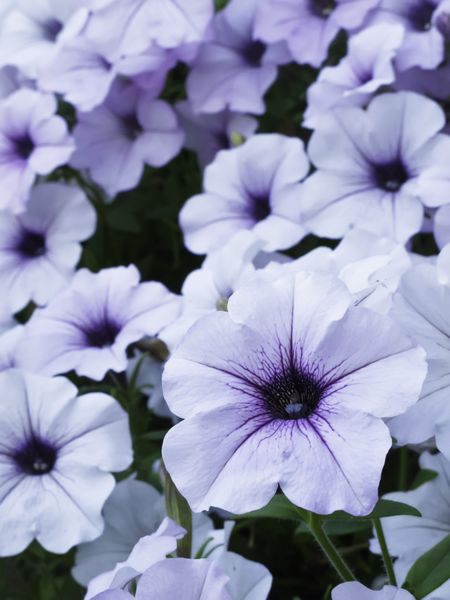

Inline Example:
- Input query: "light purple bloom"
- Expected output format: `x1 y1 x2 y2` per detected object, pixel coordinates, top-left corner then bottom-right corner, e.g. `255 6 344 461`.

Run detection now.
0 182 96 313
255 0 381 68
176 101 258 169
370 452 450 600
304 24 404 128
434 205 450 248
0 88 75 212
162 272 426 515
302 92 450 242
0 369 132 556
0 323 24 371
389 260 450 459
332 582 415 600
84 0 214 60
186 0 289 115
91 558 232 600
16 265 180 380
180 134 309 254
70 81 184 197
0 0 88 78
366 0 450 71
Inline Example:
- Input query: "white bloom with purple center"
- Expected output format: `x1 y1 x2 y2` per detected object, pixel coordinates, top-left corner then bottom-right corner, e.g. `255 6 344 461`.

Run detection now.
304 24 404 128
180 134 309 255
0 182 96 313
255 0 381 68
302 92 450 242
162 272 426 515
71 81 184 197
16 265 181 381
186 0 290 115
0 88 75 212
0 369 132 556
332 582 415 600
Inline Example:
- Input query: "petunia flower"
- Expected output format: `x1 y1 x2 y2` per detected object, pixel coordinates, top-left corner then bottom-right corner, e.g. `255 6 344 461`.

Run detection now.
16 265 181 380
0 369 132 556
70 80 184 197
83 0 213 61
176 101 258 170
332 582 415 599
366 0 450 71
301 92 450 242
0 88 75 212
186 0 290 115
0 181 96 313
434 205 450 248
179 134 309 254
304 24 404 128
254 0 381 68
370 452 450 600
388 258 450 459
162 272 426 516
0 0 88 79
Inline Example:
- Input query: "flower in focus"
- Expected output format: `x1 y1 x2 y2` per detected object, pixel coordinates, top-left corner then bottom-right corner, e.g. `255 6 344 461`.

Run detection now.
0 88 75 212
70 81 184 196
332 582 415 599
370 452 450 600
302 92 450 242
255 0 380 68
0 369 132 556
366 0 450 71
186 0 289 115
162 272 426 515
180 134 309 254
176 101 258 170
389 257 450 458
0 182 96 313
16 265 181 380
304 24 404 128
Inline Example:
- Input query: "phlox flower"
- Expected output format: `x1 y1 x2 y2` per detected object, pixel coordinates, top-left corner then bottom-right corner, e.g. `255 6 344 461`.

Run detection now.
434 205 450 248
0 182 96 313
0 0 88 79
186 0 290 115
16 265 180 381
304 24 404 128
162 272 426 516
70 81 184 196
254 0 380 68
332 582 415 600
0 369 132 556
176 101 258 170
366 0 450 71
301 92 450 242
0 88 75 212
179 134 309 254
389 257 450 459
370 452 450 600
84 0 213 60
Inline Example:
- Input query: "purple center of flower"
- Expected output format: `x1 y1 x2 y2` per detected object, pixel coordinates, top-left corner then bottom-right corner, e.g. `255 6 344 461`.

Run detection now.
82 317 121 348
242 41 267 67
42 18 63 41
14 134 35 160
262 368 325 420
372 158 409 192
309 0 336 18
248 193 271 222
16 229 46 258
408 1 435 31
13 436 57 476
122 114 142 140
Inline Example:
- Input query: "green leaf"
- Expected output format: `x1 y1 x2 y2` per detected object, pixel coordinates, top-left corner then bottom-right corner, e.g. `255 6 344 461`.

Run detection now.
411 469 438 490
233 494 307 522
162 462 192 558
404 534 450 598
327 499 421 521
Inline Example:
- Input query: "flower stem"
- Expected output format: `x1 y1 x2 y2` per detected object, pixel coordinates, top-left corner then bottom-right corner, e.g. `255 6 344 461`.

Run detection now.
373 517 397 586
307 513 355 582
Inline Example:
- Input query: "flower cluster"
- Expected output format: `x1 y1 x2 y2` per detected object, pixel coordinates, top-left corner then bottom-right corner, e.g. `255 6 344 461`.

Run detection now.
1 0 450 599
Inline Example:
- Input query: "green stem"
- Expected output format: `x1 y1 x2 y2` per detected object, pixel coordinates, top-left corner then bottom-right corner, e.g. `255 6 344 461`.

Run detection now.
307 513 355 582
373 517 397 586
